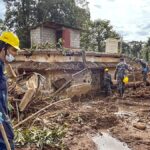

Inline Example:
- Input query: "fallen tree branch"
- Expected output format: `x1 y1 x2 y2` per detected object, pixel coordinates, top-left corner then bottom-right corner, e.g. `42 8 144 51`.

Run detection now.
14 98 71 129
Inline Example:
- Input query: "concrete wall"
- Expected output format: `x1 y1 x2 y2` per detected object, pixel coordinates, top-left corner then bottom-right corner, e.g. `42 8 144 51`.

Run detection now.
30 27 56 46
105 38 119 54
70 30 80 49
15 53 120 63
44 71 72 92
42 69 100 94
30 27 41 46
41 27 56 44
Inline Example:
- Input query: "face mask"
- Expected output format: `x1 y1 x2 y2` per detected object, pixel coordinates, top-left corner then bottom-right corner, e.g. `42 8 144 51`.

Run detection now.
5 54 15 62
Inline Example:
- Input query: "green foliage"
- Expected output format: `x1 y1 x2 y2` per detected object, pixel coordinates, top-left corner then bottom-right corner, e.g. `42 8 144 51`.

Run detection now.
15 126 67 149
122 41 144 59
0 19 7 33
3 0 90 48
141 38 150 62
122 41 131 55
31 42 56 50
128 41 143 58
81 19 120 52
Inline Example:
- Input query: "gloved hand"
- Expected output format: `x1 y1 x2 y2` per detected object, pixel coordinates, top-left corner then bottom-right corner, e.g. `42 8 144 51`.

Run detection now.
0 112 3 124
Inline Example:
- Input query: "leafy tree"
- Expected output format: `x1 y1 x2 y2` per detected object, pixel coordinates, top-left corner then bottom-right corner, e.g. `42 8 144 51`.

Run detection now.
4 0 37 48
81 19 120 52
3 0 90 48
122 41 131 56
142 38 150 62
128 41 143 58
0 19 7 33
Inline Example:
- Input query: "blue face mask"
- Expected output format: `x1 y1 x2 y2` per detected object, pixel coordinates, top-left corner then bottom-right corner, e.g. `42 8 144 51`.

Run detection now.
5 53 15 62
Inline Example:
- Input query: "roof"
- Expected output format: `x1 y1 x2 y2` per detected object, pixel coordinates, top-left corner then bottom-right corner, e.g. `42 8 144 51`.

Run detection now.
18 61 117 72
30 21 82 31
18 49 121 58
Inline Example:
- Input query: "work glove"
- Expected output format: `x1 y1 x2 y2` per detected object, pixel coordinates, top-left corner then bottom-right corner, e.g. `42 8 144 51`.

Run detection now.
0 112 3 124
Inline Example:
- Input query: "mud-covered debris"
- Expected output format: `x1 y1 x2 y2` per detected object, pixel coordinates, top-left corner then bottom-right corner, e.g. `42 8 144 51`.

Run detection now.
133 122 146 130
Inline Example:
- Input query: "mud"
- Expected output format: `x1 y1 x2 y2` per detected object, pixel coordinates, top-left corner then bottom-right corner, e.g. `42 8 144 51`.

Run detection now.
15 86 150 150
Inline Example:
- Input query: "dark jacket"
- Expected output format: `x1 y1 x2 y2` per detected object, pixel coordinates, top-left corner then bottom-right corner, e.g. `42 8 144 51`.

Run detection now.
104 72 112 86
139 60 149 73
114 62 130 80
0 59 14 144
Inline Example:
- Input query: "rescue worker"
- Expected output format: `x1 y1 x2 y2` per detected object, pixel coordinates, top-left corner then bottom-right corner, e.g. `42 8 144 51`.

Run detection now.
137 59 149 84
103 68 113 96
0 31 20 149
114 58 131 97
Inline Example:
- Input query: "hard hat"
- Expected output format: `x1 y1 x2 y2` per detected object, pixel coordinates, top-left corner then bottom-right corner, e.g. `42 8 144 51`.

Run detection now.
0 32 20 51
123 76 129 84
105 68 109 72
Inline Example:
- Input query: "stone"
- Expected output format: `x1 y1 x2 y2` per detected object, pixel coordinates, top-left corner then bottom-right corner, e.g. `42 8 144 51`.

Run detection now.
133 123 146 130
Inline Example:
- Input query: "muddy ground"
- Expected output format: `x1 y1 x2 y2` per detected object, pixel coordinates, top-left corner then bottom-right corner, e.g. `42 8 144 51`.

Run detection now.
15 85 150 150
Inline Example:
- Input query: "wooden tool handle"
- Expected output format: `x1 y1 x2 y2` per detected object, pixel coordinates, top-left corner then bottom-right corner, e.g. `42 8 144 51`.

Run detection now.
0 124 11 150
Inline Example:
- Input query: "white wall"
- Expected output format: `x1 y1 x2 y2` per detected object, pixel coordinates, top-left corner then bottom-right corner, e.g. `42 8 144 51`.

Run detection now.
105 38 119 53
70 30 80 49
30 27 56 46
41 27 56 45
30 27 41 46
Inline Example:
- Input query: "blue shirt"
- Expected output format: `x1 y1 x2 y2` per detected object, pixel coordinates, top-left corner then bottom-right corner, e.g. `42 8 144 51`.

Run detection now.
0 59 14 142
0 59 7 90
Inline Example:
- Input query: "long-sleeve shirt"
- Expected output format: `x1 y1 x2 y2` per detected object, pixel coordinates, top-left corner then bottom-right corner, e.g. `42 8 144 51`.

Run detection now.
139 60 149 73
104 72 112 86
0 59 14 143
115 62 130 79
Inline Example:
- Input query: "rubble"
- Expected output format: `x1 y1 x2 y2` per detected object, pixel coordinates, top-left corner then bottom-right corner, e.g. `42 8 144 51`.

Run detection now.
133 123 146 130
8 71 150 149
6 54 150 149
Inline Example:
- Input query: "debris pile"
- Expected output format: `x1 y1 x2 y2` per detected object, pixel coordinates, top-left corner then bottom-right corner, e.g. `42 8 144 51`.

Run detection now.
6 67 150 150
8 72 120 149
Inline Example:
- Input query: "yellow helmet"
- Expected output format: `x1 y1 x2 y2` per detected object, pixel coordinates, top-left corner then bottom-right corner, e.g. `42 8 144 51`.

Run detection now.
0 31 20 51
105 68 109 72
123 76 129 84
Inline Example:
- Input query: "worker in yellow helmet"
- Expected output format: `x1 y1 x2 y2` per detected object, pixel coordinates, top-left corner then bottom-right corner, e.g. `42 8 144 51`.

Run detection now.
0 31 20 150
103 68 113 96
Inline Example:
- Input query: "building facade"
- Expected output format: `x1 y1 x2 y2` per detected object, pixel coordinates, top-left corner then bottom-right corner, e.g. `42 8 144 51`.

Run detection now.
30 22 81 49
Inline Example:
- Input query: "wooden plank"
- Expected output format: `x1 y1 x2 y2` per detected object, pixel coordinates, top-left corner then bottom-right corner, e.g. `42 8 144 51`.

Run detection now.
14 98 71 129
19 89 35 111
0 124 11 150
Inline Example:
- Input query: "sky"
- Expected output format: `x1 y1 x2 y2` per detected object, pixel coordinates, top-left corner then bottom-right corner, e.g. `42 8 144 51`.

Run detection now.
0 0 5 20
88 0 150 42
0 0 150 42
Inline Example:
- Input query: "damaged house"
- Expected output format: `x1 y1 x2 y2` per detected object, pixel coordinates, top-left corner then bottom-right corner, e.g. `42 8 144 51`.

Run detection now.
10 22 137 111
